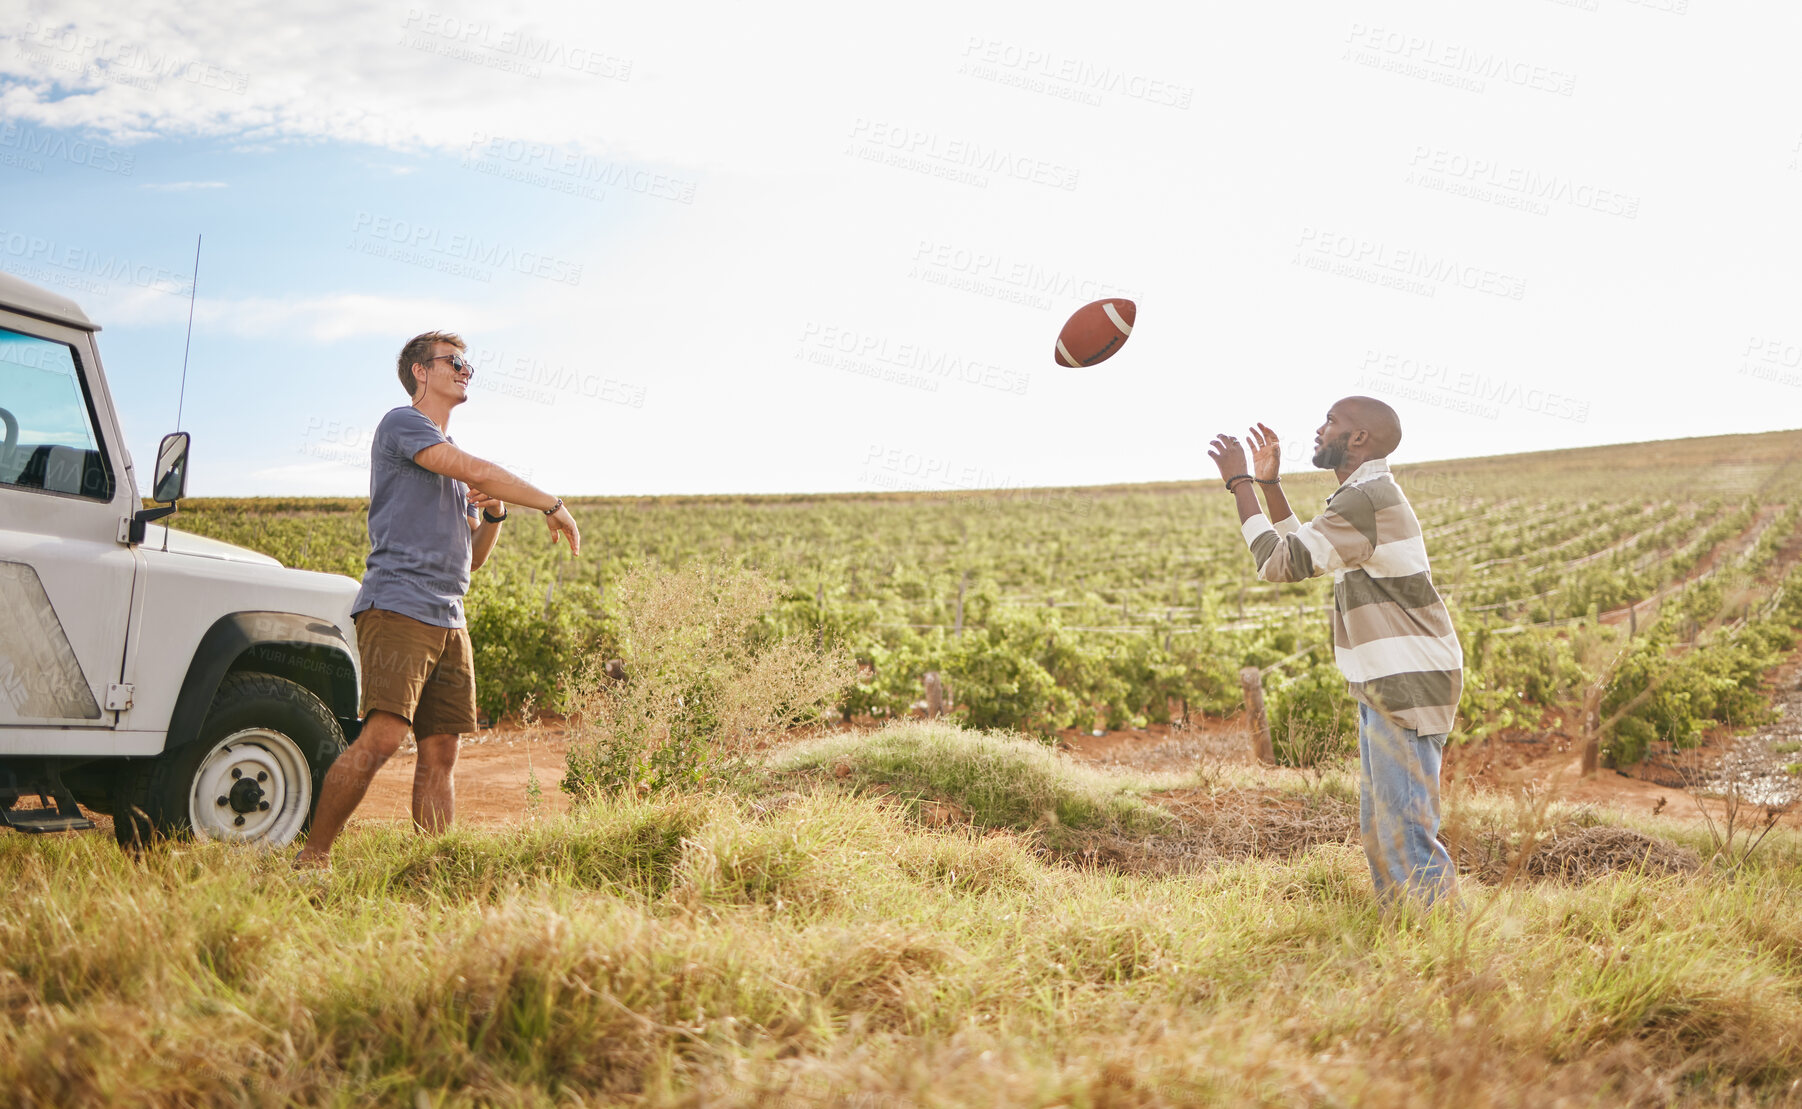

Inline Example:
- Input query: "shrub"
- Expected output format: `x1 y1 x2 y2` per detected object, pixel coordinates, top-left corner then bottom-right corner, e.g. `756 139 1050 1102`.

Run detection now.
838 628 943 721
944 612 1084 734
1265 656 1355 765
1602 631 1777 761
465 570 608 720
561 561 856 797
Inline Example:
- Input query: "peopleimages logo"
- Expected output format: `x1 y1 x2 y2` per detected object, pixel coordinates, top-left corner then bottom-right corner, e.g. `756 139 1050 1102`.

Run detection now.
0 122 134 176
15 22 251 95
1407 146 1640 219
846 118 1079 192
958 37 1194 110
1359 350 1590 423
1740 334 1802 389
398 9 633 79
908 239 1137 310
349 211 583 286
1294 228 1527 301
465 347 648 409
462 133 697 204
0 229 191 295
797 322 1031 396
1343 24 1577 96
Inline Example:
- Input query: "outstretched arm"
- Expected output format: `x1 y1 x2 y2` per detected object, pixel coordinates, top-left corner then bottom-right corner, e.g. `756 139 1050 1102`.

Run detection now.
415 441 581 555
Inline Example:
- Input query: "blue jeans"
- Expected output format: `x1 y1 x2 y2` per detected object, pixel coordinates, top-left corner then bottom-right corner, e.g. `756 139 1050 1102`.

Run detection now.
1357 702 1456 907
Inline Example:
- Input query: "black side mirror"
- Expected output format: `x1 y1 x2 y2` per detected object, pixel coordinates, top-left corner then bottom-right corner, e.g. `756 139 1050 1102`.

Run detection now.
152 432 190 503
129 432 190 544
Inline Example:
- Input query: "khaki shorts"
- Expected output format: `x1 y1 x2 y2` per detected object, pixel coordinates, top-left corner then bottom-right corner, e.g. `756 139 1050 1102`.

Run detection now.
353 608 478 737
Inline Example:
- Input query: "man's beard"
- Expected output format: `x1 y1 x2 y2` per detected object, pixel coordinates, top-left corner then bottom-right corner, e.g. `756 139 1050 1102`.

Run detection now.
1312 434 1350 470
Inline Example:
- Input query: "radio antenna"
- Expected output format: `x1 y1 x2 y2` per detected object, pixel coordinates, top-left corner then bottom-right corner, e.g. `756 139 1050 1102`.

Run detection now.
175 234 201 431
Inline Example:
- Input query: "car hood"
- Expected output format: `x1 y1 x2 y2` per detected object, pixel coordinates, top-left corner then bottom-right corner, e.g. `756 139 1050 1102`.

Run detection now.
143 525 284 567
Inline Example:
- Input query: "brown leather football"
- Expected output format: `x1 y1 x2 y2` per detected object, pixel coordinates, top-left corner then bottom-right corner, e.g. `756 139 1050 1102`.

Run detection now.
1053 298 1136 367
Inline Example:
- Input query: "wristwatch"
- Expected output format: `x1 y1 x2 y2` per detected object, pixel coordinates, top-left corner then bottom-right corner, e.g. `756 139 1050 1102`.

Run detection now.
482 507 507 523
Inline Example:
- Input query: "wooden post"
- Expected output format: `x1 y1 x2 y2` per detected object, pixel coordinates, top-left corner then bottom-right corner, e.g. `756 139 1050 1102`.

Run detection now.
923 671 944 718
1579 684 1602 777
1241 666 1275 765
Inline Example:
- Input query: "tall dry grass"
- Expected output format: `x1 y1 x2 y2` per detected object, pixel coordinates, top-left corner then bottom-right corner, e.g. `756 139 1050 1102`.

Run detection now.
561 560 856 797
5 723 1802 1105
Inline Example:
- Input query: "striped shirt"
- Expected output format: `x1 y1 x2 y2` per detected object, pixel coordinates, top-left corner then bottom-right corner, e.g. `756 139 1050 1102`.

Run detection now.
1239 459 1463 736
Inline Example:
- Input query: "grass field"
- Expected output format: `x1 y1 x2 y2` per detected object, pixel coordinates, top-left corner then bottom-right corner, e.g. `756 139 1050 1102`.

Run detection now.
14 429 1802 1105
7 722 1802 1106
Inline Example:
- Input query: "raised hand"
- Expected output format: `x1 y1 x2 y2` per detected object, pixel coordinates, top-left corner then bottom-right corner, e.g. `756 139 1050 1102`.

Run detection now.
546 503 582 556
1206 433 1249 482
1248 423 1280 482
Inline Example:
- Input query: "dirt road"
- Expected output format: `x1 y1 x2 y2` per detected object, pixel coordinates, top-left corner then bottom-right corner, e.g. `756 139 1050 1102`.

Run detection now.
356 730 574 827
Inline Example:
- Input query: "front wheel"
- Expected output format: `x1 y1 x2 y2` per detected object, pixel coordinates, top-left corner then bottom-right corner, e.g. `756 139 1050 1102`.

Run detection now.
113 672 345 848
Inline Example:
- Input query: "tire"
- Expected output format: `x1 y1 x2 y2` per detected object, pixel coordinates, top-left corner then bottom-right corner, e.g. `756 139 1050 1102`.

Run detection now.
113 672 345 849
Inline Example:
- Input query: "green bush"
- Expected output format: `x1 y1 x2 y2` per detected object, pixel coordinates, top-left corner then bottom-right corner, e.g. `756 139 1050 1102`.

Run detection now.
838 628 943 722
465 571 608 720
944 612 1084 734
562 561 856 797
1599 567 1802 763
1603 632 1777 760
1265 656 1355 765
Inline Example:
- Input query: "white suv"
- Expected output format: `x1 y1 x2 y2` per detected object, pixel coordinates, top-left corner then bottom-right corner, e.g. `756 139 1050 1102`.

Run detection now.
0 271 360 848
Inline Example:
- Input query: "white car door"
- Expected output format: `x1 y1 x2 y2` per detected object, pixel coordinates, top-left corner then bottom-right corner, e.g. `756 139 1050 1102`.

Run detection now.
0 316 138 729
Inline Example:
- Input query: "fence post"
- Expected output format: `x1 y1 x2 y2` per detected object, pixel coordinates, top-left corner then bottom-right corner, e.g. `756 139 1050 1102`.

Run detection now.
923 671 944 718
1579 684 1601 776
1240 666 1275 765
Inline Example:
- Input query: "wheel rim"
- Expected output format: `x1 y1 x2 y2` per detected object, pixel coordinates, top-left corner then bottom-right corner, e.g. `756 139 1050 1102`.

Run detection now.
187 728 313 846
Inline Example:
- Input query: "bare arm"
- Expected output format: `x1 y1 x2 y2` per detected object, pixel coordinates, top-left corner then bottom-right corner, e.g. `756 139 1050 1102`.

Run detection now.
1247 422 1294 524
1210 433 1263 524
1260 481 1293 524
416 442 552 507
467 494 504 571
416 441 581 555
1229 480 1262 524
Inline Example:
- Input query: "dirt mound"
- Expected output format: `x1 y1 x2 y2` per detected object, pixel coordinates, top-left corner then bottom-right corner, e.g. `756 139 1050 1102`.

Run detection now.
1454 821 1702 885
1052 790 1703 886
1046 787 1360 875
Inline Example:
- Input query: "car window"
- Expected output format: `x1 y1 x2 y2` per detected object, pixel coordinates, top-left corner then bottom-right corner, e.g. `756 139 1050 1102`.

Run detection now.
0 327 114 501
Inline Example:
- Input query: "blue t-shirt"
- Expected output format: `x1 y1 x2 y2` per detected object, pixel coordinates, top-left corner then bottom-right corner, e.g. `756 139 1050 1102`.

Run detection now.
351 405 479 628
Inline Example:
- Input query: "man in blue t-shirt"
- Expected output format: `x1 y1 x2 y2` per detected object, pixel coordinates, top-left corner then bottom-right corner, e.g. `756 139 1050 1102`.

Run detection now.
295 331 581 867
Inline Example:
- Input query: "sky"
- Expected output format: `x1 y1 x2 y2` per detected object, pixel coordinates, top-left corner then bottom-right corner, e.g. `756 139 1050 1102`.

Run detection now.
2 0 1800 499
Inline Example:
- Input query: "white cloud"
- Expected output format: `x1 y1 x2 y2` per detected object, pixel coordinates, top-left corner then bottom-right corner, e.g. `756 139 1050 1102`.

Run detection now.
102 287 503 342
138 180 227 190
0 0 1189 174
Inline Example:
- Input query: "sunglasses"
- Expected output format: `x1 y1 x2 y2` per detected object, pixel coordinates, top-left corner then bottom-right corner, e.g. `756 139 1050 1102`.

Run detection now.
427 353 474 381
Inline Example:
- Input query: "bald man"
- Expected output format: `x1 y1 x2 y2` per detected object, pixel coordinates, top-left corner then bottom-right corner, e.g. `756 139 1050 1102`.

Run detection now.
1208 397 1461 908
